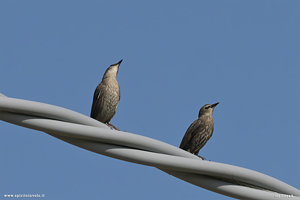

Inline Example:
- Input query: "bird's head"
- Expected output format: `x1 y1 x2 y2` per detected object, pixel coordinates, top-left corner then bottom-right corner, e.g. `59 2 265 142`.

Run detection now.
102 59 123 79
198 102 219 118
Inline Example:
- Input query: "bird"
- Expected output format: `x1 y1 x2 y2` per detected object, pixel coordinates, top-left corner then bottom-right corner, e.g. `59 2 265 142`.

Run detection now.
90 59 123 130
179 102 219 160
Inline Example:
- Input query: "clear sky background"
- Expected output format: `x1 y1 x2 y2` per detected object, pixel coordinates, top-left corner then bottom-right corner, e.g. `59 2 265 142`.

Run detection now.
0 1 299 199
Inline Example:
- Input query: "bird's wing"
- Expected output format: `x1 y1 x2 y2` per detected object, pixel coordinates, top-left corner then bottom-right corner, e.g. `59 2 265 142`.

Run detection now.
194 125 214 155
90 85 104 118
179 119 205 150
118 86 121 101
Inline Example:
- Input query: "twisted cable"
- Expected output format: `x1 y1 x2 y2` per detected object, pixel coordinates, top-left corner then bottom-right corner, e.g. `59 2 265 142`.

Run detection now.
1 94 299 200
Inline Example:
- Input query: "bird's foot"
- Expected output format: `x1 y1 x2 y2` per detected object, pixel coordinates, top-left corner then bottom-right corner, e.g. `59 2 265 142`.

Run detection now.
197 155 206 160
107 123 120 131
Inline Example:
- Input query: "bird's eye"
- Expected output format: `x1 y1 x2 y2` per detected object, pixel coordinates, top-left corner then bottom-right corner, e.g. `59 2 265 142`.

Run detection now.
205 106 210 109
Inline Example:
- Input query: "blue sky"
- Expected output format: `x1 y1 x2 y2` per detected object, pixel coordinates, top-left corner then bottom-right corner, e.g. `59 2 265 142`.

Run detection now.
0 1 299 199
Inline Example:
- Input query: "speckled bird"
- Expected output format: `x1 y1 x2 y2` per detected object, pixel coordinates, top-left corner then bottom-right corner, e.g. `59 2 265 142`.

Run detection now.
90 60 123 130
179 102 219 159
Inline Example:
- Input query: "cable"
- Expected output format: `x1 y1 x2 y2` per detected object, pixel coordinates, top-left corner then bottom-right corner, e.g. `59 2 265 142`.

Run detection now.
1 94 299 200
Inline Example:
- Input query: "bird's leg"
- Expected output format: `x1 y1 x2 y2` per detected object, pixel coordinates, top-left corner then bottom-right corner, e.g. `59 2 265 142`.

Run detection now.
107 122 120 131
197 155 206 160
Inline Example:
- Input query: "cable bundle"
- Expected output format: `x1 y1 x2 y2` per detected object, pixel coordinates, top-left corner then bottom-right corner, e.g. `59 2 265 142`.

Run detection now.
1 94 299 200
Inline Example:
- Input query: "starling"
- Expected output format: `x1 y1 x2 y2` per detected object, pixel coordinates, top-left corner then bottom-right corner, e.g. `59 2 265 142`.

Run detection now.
90 60 123 130
179 102 219 160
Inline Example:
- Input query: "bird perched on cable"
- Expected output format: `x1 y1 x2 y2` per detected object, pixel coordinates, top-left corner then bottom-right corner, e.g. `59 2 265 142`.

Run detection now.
179 102 219 160
90 59 123 130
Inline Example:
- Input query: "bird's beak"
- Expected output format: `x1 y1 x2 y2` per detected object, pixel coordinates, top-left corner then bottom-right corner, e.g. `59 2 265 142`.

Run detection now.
117 59 123 65
111 59 123 67
211 102 219 108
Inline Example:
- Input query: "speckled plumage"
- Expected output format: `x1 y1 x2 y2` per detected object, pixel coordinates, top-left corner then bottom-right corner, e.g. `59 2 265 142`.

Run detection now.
179 103 219 159
90 60 122 130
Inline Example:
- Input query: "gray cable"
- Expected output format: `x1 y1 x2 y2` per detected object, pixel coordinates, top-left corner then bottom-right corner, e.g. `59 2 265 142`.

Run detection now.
0 94 299 200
